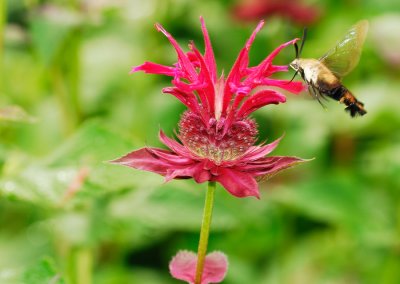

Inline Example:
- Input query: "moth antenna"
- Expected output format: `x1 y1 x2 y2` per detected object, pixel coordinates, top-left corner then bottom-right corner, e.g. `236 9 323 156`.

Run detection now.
294 42 299 59
299 28 308 56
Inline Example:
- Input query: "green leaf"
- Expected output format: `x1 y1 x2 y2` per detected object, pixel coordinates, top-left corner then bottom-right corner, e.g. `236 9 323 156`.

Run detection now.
45 120 133 166
0 120 139 206
29 6 81 65
268 174 397 247
109 181 238 233
23 258 65 284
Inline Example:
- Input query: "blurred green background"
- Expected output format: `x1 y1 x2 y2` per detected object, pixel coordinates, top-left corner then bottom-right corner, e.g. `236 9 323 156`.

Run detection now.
1 0 400 283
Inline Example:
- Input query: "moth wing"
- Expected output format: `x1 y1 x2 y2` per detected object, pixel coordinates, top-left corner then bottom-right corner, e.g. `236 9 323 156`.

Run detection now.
319 20 368 78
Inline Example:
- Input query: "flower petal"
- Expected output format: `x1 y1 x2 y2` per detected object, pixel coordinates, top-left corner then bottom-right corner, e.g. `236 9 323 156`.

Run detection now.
147 147 194 165
169 250 228 284
223 20 265 114
159 130 193 158
240 136 283 162
236 90 286 118
259 78 306 94
165 162 210 182
188 42 215 113
244 38 299 86
110 148 170 175
240 156 308 178
259 38 299 70
155 23 198 82
162 87 201 114
214 168 259 198
200 16 217 82
131 62 176 76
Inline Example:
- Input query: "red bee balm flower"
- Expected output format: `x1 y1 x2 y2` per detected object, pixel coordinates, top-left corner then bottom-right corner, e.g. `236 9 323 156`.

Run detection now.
112 17 307 198
232 0 321 26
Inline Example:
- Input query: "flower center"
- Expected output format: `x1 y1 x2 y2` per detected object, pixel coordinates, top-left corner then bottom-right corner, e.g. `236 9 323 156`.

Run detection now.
178 111 258 164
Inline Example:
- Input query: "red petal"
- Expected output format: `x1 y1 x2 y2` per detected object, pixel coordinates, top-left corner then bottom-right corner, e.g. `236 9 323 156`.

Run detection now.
245 20 265 50
165 162 209 182
260 38 299 69
188 42 215 113
147 147 194 165
259 79 306 94
240 136 283 162
131 62 176 76
240 156 307 177
269 65 289 72
214 168 259 198
245 38 299 84
236 90 286 118
110 148 171 175
159 130 193 158
193 163 212 183
200 16 217 82
223 20 264 114
155 23 198 82
162 87 201 114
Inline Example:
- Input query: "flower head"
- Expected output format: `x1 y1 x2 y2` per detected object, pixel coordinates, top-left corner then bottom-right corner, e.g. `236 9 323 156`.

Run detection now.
112 17 307 198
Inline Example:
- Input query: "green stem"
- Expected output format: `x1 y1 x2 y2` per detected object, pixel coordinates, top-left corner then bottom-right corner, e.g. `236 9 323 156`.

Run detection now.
76 247 92 284
67 246 93 284
195 181 216 284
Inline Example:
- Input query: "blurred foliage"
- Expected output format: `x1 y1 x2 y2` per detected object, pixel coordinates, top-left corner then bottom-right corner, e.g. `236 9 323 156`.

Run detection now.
1 0 400 283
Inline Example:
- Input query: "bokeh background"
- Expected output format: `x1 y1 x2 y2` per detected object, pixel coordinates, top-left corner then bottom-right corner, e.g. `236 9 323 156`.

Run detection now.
1 0 400 283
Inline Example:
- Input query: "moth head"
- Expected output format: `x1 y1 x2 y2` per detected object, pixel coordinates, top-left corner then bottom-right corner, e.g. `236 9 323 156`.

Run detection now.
289 58 300 71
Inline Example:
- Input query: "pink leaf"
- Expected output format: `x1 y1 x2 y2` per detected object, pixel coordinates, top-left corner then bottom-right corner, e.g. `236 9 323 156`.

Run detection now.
201 252 229 284
169 250 228 284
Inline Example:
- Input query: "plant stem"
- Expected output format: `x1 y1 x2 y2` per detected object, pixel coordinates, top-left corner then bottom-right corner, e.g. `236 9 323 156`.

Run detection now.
195 181 216 284
75 247 92 284
66 246 93 284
